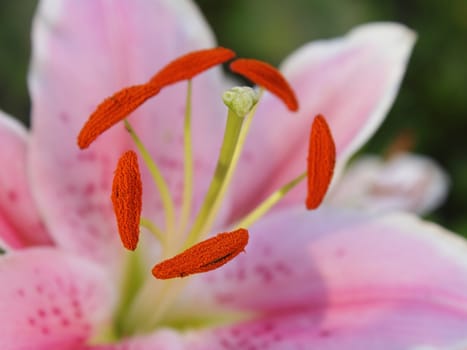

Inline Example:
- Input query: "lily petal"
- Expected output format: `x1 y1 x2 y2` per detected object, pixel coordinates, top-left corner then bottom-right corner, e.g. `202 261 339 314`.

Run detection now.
28 0 225 262
82 330 185 350
227 23 416 221
0 111 51 249
329 153 450 214
189 305 467 349
0 248 115 350
179 207 467 348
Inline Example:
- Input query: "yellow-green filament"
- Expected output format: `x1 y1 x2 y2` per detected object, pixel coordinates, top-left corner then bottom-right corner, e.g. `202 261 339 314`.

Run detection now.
124 120 176 235
237 171 307 228
179 80 194 236
140 217 165 243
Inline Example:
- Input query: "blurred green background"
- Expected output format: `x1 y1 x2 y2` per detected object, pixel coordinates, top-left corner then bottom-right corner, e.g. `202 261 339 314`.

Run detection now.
0 0 466 235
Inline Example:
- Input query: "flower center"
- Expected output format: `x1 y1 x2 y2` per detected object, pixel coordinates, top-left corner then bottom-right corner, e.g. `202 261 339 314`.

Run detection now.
77 48 336 339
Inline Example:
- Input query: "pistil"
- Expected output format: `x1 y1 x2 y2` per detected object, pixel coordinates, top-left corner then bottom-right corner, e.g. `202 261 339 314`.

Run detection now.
184 87 259 248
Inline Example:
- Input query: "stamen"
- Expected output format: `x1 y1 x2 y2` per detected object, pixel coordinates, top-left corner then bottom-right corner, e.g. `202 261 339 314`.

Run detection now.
112 150 143 250
306 115 336 209
149 47 236 86
230 58 298 111
78 84 160 149
78 47 235 149
152 228 249 279
237 172 307 228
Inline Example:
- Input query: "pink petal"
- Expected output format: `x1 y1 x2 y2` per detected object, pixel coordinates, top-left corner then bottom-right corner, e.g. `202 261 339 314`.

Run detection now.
0 111 52 249
189 305 467 349
329 153 449 214
28 0 225 262
226 23 416 222
0 248 116 350
82 330 185 350
179 207 467 348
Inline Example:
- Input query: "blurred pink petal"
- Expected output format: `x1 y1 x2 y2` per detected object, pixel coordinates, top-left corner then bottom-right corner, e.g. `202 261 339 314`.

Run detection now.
329 153 449 214
0 111 51 249
0 248 115 350
227 23 416 222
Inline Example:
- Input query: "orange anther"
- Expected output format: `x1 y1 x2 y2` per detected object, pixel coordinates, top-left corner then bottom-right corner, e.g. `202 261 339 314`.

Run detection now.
152 228 249 279
150 47 236 87
111 150 143 250
77 84 160 149
230 58 298 111
306 115 336 209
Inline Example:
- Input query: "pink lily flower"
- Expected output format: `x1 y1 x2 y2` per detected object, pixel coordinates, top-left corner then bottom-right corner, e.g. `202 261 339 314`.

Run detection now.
1 1 467 349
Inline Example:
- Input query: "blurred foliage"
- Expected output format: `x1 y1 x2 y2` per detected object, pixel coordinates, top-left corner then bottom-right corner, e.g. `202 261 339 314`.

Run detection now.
0 0 466 235
0 1 36 123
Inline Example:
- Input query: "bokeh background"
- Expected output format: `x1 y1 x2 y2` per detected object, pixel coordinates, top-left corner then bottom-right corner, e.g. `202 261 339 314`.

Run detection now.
0 0 466 235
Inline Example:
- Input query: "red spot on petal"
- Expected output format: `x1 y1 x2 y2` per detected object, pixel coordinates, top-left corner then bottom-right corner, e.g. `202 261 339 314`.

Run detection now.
7 190 18 202
230 58 298 111
37 309 47 318
306 115 336 209
152 228 249 279
111 151 142 251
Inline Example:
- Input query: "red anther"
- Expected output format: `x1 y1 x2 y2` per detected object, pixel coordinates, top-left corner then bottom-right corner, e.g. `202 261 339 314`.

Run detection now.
111 150 143 251
306 115 336 209
152 228 249 279
77 84 160 149
149 47 236 87
230 58 298 111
